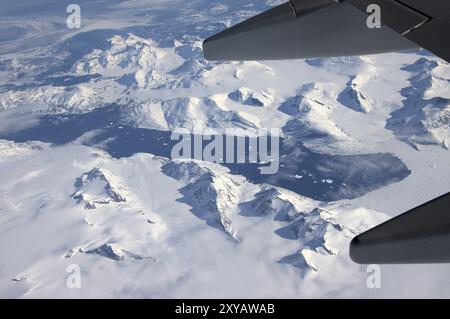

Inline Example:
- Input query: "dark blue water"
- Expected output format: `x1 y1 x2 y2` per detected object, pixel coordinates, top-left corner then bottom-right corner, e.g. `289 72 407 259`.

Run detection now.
1 104 411 201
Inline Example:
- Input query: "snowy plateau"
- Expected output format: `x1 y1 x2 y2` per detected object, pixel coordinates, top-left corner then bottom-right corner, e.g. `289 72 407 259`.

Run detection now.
0 0 450 298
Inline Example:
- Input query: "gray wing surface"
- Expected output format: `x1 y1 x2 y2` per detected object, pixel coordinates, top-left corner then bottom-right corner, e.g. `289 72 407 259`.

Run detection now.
203 0 450 62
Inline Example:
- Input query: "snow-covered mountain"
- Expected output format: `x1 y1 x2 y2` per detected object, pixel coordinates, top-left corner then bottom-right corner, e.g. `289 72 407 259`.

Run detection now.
0 0 450 299
279 82 364 153
228 87 274 107
163 160 243 240
387 57 450 149
72 34 184 89
72 168 128 210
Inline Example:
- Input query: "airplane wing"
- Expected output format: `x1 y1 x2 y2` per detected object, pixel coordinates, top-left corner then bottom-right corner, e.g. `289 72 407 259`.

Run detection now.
351 192 450 264
203 1 450 264
203 0 450 63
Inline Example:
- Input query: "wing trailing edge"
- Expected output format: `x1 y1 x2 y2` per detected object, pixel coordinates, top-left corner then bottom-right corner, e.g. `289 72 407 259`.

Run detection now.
203 0 418 61
350 192 450 264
